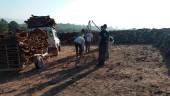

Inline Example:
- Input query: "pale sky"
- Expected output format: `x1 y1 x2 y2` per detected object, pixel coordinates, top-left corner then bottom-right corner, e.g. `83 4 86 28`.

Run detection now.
1 0 170 29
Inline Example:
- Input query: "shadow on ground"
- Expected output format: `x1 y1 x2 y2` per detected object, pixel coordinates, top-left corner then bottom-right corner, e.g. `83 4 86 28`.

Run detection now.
0 49 98 85
15 49 99 96
41 63 99 96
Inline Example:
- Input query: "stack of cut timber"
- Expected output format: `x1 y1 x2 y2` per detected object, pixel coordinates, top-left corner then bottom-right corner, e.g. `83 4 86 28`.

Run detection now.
58 31 98 45
29 28 48 54
158 34 170 56
16 28 48 64
0 33 21 70
25 15 55 28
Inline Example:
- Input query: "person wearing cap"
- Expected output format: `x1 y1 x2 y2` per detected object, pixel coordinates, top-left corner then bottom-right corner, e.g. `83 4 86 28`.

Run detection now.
97 24 109 67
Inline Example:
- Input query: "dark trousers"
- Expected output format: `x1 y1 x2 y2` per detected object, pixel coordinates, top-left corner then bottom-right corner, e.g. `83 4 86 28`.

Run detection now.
98 43 109 65
85 41 91 53
75 43 84 57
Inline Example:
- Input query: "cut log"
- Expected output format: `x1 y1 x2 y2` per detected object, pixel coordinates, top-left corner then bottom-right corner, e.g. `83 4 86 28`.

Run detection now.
16 28 48 65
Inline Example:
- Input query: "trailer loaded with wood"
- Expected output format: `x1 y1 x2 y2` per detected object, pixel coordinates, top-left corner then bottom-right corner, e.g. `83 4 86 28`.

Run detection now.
0 15 61 71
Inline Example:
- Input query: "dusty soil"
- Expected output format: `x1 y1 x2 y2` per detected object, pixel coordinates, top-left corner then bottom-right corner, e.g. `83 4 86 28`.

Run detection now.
0 45 170 96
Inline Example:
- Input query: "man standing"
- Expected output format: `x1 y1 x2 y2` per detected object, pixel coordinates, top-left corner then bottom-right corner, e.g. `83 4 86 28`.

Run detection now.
97 24 109 67
84 30 93 53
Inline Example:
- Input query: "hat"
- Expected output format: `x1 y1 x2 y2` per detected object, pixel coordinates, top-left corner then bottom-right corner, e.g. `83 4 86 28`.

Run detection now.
103 24 107 28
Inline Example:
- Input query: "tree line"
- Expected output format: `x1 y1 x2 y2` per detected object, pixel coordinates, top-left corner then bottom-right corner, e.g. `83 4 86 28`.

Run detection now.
56 23 87 33
0 18 102 33
0 19 27 33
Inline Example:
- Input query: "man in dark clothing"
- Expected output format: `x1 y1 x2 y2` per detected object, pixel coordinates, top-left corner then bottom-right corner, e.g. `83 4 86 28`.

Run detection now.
97 24 109 67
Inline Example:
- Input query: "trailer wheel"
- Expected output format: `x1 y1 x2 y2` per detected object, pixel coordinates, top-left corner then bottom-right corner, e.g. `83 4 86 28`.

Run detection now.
33 55 44 69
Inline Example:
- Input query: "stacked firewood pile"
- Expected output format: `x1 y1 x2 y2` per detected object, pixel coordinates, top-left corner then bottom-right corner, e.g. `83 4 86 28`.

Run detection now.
0 33 22 69
59 28 170 57
29 29 48 53
110 29 170 56
58 31 99 45
152 29 170 56
58 32 78 45
16 29 48 64
25 15 55 28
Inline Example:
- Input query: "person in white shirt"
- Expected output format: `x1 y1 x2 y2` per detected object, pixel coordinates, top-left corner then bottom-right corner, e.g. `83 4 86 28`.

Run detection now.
84 31 93 53
74 33 85 58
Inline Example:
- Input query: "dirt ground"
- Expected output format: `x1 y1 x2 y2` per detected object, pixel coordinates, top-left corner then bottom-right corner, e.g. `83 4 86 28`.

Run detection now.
0 45 170 96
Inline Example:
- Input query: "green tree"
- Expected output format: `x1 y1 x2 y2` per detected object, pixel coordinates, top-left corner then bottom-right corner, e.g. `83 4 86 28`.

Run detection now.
8 21 19 32
19 24 27 32
0 19 8 33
